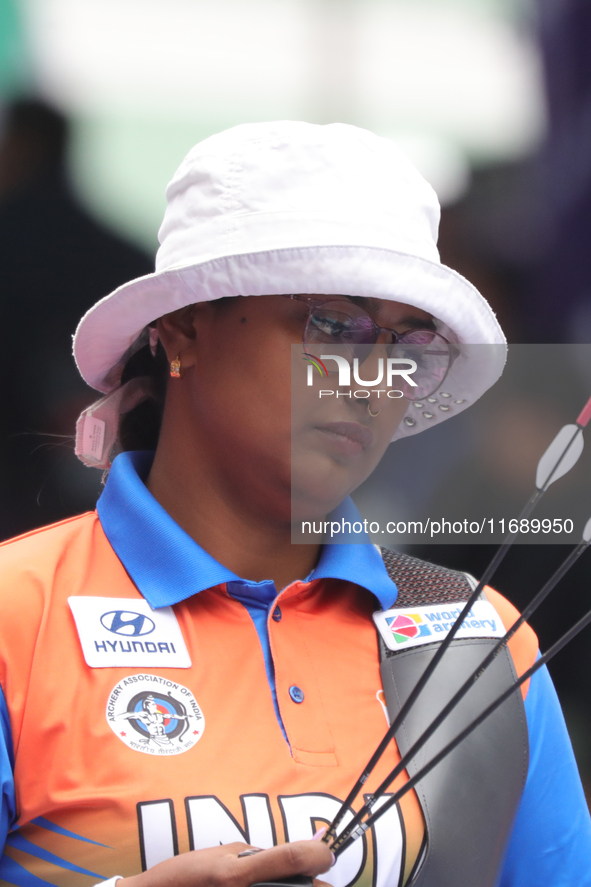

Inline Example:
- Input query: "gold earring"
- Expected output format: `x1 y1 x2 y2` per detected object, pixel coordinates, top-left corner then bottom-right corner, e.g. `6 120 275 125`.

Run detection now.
367 403 380 418
170 356 181 378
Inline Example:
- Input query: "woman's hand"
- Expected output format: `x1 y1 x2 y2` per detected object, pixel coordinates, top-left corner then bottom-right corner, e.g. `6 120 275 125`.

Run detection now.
120 840 334 887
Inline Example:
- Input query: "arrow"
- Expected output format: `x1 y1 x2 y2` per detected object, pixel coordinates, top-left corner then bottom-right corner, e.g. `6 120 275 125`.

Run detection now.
324 394 591 846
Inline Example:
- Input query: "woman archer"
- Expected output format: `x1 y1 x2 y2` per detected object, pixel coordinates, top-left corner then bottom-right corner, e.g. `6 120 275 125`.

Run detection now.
0 121 588 887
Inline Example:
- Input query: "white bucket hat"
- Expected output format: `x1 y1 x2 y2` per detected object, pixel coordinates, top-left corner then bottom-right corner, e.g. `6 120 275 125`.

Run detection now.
73 120 506 451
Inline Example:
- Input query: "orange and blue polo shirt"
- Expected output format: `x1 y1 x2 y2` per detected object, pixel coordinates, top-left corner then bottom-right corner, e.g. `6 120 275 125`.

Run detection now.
0 451 589 887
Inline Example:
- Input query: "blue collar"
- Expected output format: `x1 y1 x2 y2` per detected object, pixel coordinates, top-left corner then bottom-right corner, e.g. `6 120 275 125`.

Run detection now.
97 451 398 611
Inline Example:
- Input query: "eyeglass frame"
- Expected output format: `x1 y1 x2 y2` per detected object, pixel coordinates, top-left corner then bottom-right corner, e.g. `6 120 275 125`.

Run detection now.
287 292 447 347
286 293 456 400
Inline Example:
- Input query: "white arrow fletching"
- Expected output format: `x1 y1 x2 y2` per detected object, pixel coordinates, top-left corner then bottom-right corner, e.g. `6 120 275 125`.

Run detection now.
536 425 584 490
583 518 591 543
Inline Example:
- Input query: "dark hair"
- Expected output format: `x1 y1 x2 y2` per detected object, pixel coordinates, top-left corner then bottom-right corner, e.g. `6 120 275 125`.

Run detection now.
117 332 168 452
107 297 241 456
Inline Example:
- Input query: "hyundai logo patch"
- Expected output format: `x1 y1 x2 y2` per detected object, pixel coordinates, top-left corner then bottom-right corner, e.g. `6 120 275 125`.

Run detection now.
68 597 191 668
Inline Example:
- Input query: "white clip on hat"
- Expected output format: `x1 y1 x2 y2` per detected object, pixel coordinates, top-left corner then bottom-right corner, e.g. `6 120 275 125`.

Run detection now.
73 120 506 444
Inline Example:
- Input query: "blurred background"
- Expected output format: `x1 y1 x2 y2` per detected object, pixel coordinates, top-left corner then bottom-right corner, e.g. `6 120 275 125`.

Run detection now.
0 0 590 794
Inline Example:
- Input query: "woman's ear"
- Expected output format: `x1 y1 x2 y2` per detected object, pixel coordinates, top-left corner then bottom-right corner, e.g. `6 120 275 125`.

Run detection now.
157 304 201 368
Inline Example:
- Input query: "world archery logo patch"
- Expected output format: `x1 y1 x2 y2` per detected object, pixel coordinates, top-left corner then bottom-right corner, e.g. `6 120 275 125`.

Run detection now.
385 613 432 644
106 673 204 756
374 600 505 652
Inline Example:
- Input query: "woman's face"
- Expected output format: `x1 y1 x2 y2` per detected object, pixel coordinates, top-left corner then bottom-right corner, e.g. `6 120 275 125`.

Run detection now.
157 294 434 526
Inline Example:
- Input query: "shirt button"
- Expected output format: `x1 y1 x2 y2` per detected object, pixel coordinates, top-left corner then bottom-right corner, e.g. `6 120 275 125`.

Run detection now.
289 685 305 703
272 606 282 622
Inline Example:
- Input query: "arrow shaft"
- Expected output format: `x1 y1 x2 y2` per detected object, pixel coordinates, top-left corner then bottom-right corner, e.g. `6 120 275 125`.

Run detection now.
334 604 591 856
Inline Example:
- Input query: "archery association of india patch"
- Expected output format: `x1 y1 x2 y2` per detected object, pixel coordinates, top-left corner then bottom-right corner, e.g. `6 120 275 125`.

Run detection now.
106 673 205 755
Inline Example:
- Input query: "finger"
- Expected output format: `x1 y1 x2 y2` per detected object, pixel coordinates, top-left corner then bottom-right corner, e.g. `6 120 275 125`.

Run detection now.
237 840 333 883
313 879 332 887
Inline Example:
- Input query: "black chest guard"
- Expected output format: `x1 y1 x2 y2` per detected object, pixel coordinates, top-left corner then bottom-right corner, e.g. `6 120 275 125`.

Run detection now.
378 550 529 887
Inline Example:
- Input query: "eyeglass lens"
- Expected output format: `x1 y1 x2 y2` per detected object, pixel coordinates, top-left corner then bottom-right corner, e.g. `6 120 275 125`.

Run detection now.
304 301 451 399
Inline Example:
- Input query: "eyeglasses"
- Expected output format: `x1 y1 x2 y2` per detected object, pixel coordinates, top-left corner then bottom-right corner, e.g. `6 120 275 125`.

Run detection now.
289 294 455 400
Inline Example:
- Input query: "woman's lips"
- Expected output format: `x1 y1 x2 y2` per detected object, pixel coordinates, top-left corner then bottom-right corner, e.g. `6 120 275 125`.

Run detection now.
315 421 374 456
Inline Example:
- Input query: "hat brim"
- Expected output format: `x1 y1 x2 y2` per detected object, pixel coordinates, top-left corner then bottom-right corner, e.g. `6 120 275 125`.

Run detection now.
73 244 506 441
